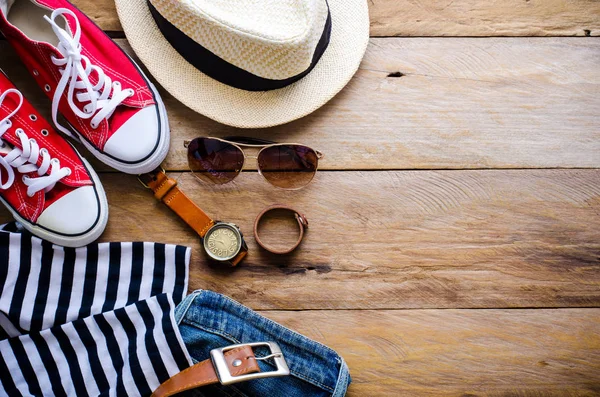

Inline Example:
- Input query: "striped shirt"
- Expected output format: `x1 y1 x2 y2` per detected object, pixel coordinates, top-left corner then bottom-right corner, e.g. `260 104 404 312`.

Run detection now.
0 225 193 396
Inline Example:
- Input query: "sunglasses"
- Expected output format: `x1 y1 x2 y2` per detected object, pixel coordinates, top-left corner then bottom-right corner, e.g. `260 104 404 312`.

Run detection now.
184 137 324 190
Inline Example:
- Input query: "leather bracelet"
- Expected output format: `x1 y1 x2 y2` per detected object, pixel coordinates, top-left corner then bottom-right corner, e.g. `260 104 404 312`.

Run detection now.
254 205 308 255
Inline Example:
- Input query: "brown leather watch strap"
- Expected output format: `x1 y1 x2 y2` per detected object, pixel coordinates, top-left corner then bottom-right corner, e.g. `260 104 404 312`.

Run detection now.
139 168 215 237
254 205 308 255
151 346 260 397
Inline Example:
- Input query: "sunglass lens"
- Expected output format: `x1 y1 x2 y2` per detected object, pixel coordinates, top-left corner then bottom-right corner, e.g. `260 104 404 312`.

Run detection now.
258 145 319 189
187 138 244 185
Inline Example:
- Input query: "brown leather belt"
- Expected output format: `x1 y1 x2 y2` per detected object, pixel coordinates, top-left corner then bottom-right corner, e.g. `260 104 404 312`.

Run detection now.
152 342 290 397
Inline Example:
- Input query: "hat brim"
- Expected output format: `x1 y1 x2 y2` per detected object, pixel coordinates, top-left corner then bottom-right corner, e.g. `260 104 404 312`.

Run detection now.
115 0 369 129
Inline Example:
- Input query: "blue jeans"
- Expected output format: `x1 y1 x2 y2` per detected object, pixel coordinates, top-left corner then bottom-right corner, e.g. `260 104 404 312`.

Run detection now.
175 290 351 397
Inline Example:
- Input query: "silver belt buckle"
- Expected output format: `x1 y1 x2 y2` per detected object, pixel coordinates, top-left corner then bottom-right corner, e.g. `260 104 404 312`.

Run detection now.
210 342 290 386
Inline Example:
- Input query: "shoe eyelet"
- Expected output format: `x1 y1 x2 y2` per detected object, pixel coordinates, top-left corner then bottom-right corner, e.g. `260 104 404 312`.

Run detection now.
40 148 48 155
90 122 98 129
22 175 28 182
41 129 49 136
29 114 37 121
44 84 51 92
127 89 134 96
29 138 36 144
15 128 24 136
51 159 59 166
32 70 39 76
5 120 11 127
66 168 72 176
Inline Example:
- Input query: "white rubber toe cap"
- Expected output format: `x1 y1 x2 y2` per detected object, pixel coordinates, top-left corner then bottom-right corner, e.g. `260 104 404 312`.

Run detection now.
37 186 100 235
103 106 160 163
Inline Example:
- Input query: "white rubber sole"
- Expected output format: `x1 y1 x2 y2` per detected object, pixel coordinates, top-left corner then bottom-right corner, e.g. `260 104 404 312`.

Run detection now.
69 77 170 175
0 158 109 248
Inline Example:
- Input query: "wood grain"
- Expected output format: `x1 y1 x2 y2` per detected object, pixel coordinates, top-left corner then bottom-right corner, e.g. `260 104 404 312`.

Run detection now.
68 0 600 37
265 308 600 396
368 0 600 37
1 38 599 170
2 170 596 310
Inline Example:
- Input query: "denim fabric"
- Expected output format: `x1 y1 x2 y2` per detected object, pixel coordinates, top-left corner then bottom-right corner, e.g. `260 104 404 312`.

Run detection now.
175 290 351 397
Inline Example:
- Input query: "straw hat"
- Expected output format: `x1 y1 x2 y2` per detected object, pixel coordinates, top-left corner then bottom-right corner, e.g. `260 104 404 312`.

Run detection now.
115 0 369 128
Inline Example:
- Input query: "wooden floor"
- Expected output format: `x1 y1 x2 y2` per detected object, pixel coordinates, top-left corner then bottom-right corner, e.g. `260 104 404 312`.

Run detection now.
1 1 600 395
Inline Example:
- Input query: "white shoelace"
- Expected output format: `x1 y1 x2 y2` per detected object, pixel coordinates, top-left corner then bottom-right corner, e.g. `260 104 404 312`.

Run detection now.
44 8 133 136
0 89 71 197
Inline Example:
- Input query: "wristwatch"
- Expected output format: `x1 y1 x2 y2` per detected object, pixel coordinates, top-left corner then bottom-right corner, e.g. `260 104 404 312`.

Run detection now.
203 221 247 264
139 168 247 266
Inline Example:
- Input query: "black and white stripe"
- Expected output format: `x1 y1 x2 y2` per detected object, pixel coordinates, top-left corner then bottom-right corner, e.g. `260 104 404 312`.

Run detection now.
0 295 192 396
0 230 190 336
0 226 193 396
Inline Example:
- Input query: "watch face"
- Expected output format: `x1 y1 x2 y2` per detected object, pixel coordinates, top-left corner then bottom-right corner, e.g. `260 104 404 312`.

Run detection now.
203 223 243 262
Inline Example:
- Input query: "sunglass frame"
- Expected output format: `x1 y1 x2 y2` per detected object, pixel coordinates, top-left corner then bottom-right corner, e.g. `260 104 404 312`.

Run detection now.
184 137 323 190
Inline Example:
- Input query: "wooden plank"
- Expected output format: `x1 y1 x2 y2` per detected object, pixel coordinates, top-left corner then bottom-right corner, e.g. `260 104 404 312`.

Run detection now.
2 169 597 310
1 38 599 170
69 0 600 37
264 308 600 396
70 0 120 32
369 0 600 37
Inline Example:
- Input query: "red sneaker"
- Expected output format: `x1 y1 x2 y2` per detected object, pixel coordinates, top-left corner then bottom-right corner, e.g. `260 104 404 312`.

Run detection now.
0 0 170 174
0 70 108 247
